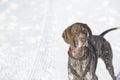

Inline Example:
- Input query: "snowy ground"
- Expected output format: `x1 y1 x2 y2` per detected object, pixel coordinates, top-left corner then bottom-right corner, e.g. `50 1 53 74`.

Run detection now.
0 0 120 80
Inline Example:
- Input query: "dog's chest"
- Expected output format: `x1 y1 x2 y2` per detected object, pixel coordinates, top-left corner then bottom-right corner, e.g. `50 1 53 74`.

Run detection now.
70 58 88 75
69 58 93 80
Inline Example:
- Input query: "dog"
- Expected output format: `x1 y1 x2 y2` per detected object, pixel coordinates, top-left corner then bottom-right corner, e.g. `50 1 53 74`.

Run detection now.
62 22 118 80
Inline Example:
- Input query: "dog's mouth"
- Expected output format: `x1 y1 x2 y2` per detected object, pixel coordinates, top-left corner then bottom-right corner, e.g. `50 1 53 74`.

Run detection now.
78 46 88 54
71 45 89 60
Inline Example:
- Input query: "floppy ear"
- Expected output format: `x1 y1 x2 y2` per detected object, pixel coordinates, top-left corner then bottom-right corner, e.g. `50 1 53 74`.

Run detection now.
62 26 75 47
83 24 92 37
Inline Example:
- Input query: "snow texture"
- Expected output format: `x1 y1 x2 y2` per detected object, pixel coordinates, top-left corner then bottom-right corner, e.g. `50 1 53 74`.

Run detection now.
0 0 120 80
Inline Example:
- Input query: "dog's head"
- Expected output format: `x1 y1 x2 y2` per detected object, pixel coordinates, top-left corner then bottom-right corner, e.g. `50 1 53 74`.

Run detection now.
62 22 92 48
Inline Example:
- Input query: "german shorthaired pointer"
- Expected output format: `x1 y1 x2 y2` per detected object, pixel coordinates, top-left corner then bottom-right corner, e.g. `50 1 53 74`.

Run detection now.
62 22 118 80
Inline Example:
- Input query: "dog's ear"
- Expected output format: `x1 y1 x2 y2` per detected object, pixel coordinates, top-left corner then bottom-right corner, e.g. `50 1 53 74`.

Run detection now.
62 26 76 47
83 24 92 37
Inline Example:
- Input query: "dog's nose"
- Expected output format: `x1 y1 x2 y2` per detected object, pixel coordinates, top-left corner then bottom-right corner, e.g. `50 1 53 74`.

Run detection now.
81 38 86 42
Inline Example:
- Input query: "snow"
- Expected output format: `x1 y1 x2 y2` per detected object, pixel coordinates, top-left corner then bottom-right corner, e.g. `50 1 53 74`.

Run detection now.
0 0 120 80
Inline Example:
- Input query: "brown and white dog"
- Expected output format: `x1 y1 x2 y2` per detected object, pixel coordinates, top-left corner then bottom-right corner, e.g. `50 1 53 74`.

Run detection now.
62 22 117 80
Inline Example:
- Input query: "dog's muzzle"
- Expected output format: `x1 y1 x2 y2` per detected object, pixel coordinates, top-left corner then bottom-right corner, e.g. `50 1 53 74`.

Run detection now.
68 46 89 60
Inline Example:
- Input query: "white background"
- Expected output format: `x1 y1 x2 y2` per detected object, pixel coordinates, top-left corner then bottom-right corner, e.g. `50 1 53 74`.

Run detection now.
0 0 120 80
